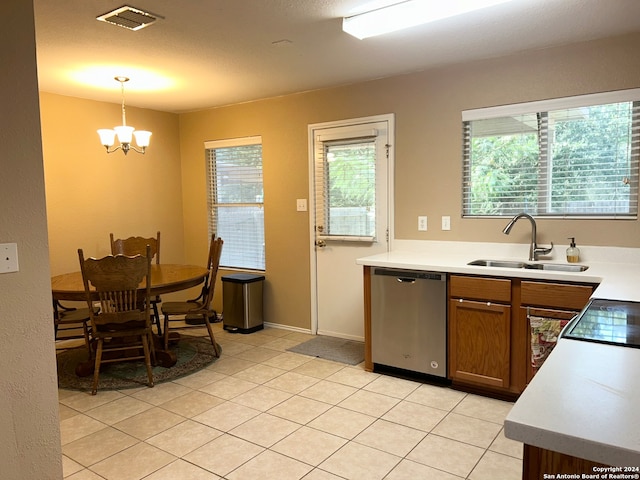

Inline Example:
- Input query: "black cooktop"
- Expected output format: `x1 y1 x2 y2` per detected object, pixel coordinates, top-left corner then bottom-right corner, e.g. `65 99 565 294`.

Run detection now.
562 298 640 348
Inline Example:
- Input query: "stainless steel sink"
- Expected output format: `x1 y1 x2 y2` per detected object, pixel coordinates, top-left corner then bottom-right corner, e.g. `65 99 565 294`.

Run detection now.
467 259 527 268
467 259 588 272
524 263 589 272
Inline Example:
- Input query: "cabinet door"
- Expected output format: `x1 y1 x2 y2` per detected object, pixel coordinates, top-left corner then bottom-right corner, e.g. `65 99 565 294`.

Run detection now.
449 299 511 388
523 445 608 480
521 307 578 384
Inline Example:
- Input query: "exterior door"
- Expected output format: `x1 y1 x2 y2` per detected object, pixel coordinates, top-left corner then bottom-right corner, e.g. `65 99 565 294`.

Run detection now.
309 114 393 340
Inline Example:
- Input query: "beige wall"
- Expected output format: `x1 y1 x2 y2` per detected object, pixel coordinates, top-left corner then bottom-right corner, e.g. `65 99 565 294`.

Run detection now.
40 94 191 298
179 32 640 330
9 9 637 477
391 32 640 245
40 32 640 332
1 1 63 478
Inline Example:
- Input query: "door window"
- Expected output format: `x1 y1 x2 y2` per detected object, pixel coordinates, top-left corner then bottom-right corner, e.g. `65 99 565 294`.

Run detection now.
313 125 387 242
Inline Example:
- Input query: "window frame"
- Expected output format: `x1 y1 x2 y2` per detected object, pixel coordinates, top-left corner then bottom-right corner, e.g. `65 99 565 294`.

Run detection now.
205 136 265 271
462 89 640 219
313 127 381 242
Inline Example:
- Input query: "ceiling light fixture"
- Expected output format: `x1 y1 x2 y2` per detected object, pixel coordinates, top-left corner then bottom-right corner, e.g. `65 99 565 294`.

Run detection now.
97 77 151 155
342 0 516 39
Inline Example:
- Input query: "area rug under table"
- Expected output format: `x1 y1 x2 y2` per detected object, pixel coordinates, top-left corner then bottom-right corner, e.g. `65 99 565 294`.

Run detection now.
287 335 364 365
57 336 220 392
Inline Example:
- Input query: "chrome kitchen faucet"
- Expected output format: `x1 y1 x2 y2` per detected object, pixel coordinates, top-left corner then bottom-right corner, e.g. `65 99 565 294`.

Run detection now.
502 213 553 261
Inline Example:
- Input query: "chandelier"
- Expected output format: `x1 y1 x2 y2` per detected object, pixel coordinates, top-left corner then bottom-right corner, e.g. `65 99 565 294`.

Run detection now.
97 76 151 155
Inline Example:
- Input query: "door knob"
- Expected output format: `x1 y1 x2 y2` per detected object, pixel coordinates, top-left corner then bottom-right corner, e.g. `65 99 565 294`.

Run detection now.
315 239 326 248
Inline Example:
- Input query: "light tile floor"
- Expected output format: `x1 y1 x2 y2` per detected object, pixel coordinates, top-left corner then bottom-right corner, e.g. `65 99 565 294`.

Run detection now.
58 324 523 480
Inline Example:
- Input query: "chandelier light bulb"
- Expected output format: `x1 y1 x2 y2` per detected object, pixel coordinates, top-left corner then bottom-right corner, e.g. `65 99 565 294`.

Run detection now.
97 76 152 155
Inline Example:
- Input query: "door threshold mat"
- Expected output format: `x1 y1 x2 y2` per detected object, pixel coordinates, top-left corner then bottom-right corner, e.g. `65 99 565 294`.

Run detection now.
287 335 364 365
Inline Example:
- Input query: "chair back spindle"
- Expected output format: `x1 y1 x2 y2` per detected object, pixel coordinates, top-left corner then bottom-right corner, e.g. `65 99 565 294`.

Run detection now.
78 245 154 394
109 231 162 334
110 231 160 264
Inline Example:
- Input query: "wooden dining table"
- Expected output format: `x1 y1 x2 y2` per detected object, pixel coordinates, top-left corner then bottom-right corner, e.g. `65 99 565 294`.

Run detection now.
51 264 209 369
51 264 209 302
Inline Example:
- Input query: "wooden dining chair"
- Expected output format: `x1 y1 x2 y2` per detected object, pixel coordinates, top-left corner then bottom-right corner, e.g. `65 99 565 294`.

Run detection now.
161 235 223 357
78 245 155 395
110 231 163 335
53 300 94 357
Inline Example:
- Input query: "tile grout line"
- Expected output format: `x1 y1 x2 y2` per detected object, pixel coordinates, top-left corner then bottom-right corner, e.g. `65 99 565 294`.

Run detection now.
59 326 522 479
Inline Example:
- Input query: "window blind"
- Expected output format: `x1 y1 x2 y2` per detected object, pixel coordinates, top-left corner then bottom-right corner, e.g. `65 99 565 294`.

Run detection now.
205 136 264 270
462 93 640 219
314 129 378 241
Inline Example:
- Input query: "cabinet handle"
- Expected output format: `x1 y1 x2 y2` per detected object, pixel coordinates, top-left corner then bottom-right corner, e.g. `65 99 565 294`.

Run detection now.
456 298 494 306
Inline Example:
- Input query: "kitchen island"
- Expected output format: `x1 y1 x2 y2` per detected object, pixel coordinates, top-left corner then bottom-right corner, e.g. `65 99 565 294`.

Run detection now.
357 240 640 472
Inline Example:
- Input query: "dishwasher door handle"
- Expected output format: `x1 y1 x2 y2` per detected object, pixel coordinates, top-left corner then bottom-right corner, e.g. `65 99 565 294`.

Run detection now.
396 277 416 284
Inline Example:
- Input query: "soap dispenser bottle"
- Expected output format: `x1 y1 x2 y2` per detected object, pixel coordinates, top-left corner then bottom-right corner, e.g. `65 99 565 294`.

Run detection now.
566 237 580 263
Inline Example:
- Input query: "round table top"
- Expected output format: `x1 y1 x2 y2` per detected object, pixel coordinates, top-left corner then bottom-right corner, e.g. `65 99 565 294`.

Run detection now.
51 264 209 301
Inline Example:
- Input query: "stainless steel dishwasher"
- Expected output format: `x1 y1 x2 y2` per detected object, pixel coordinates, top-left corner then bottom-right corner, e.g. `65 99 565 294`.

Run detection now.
371 268 447 378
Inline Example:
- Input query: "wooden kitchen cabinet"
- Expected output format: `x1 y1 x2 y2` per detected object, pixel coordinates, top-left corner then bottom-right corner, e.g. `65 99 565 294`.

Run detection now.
364 267 597 400
520 307 577 383
520 280 593 310
449 298 511 388
520 280 594 383
448 275 596 399
449 275 515 392
522 444 608 479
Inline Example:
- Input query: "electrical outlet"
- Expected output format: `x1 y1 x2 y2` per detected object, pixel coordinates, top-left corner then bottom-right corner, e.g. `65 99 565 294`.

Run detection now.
442 216 451 231
0 243 19 273
296 199 307 212
418 216 428 231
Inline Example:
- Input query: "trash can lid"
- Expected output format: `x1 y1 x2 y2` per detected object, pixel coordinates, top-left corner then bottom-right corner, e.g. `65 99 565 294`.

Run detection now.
221 273 265 284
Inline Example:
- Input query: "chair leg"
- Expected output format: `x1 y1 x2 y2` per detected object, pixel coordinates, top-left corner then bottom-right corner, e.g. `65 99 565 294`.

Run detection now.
142 334 154 388
91 339 104 395
203 314 220 357
82 321 92 360
163 314 170 351
148 331 157 366
152 301 162 336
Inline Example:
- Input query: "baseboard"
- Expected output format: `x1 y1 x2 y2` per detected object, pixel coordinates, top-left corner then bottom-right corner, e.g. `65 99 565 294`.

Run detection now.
316 329 364 342
263 321 312 334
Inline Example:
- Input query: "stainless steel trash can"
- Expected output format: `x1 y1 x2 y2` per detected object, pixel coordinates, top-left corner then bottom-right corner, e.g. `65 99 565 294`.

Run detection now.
222 273 265 333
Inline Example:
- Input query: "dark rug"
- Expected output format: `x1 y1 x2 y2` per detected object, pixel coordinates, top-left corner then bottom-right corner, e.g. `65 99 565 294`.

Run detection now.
57 336 221 392
287 336 364 365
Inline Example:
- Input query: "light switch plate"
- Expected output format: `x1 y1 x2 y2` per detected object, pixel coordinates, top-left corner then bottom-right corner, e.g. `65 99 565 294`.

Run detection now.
0 243 19 273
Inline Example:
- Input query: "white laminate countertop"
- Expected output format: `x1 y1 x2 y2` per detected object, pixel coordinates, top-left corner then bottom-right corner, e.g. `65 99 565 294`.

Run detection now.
356 240 640 302
357 240 640 466
504 340 640 466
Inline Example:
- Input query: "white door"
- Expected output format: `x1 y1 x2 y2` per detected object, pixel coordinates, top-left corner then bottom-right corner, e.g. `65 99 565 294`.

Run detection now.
309 114 393 341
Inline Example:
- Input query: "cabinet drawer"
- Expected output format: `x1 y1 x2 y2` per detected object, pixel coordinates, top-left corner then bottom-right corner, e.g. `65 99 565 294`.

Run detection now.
521 281 593 310
450 275 511 303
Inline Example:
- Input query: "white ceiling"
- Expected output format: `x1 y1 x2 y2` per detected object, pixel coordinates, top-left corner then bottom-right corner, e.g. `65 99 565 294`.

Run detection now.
33 0 640 114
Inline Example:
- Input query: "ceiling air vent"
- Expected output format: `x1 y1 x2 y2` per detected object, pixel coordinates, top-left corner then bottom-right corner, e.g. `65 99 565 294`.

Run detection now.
96 5 161 31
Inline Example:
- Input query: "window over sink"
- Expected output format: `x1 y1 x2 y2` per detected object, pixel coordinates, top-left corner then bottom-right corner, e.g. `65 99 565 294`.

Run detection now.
462 89 640 219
